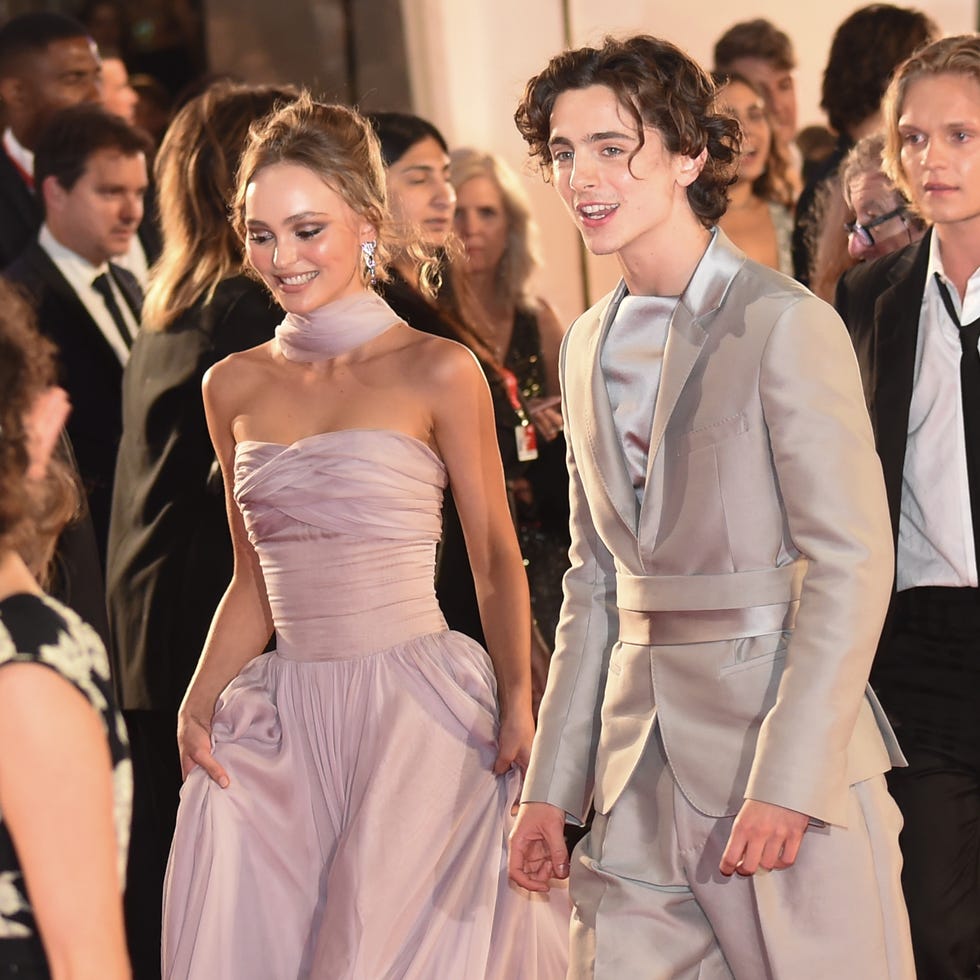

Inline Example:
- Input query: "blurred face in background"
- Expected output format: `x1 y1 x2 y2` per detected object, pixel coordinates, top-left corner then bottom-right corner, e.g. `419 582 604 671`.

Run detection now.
0 36 102 148
385 136 454 248
846 170 911 260
718 79 771 186
100 57 137 124
724 56 797 148
454 175 509 277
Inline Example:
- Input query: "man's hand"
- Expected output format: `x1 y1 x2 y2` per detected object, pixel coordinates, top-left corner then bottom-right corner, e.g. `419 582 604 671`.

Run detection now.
719 799 810 876
508 801 569 892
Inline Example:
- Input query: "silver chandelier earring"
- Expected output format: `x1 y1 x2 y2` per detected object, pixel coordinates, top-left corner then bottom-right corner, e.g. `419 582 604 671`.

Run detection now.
361 240 377 285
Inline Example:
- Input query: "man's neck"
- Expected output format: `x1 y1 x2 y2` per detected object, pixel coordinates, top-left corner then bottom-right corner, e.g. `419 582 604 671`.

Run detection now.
618 216 712 297
935 222 980 299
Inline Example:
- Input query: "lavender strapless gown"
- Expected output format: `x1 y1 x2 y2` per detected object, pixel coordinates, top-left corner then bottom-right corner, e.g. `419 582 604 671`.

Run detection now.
162 429 568 979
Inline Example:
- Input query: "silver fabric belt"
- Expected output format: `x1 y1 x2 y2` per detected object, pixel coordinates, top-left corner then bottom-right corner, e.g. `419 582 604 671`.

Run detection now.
618 599 799 645
616 560 805 645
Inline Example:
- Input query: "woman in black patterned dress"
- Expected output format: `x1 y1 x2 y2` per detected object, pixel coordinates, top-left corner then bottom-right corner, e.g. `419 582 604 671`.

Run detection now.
0 280 132 980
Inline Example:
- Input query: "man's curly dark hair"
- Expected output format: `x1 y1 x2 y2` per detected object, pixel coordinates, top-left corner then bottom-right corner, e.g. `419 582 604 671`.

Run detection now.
514 35 740 228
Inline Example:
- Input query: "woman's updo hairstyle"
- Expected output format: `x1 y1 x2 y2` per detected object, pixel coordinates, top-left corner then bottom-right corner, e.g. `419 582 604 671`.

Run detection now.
233 93 393 287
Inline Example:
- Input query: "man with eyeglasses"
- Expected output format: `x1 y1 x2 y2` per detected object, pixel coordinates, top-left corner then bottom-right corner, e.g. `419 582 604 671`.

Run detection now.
836 34 980 979
839 134 928 265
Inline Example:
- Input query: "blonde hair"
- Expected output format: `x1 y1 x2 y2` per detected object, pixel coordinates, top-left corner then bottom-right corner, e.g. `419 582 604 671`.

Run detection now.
142 82 298 333
883 34 980 204
449 147 543 311
233 94 398 291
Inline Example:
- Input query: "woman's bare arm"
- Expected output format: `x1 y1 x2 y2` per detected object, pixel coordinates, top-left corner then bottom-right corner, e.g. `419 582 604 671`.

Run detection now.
176 356 276 786
0 663 130 980
430 344 534 773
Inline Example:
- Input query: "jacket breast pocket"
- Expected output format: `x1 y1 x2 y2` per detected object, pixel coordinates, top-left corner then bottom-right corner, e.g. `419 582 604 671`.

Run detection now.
675 412 749 456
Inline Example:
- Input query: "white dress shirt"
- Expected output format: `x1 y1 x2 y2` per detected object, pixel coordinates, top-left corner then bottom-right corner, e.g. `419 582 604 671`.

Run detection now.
897 234 980 590
39 224 137 365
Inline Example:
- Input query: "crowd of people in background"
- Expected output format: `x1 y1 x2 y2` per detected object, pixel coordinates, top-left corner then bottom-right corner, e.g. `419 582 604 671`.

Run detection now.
1 3 979 979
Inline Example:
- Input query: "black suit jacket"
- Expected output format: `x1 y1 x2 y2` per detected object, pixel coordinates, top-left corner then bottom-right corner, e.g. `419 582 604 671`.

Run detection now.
0 150 42 268
106 276 281 710
4 242 140 563
835 230 930 551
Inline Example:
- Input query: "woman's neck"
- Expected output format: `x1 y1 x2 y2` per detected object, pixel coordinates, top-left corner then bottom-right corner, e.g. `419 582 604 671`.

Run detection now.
0 550 40 603
727 179 759 211
459 267 516 362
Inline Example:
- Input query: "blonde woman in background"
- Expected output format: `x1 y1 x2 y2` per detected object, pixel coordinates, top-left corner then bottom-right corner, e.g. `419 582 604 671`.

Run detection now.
450 148 570 663
714 72 795 275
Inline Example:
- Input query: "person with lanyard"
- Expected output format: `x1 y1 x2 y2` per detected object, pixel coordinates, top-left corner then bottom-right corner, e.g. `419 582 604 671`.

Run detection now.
836 33 980 979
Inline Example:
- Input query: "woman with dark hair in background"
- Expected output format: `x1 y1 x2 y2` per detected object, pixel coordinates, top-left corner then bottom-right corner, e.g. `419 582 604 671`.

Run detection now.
105 80 296 979
367 112 542 655
0 278 131 980
714 72 795 275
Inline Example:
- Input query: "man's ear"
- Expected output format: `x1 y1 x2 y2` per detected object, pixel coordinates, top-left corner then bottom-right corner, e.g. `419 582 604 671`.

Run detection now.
676 147 708 188
40 175 67 216
0 75 26 113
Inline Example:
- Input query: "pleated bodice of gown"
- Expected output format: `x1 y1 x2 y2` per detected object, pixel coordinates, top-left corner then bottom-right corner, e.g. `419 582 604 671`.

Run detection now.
234 428 449 660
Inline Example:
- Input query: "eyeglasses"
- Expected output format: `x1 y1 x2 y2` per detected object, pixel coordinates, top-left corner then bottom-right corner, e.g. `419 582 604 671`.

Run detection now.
844 206 908 247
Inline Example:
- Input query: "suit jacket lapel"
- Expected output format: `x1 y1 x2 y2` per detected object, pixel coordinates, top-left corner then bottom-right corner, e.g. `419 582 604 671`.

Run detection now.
639 229 744 551
870 233 930 545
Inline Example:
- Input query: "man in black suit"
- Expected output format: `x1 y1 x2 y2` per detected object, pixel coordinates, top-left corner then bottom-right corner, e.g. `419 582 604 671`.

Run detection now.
5 104 148 565
836 34 980 980
0 12 102 268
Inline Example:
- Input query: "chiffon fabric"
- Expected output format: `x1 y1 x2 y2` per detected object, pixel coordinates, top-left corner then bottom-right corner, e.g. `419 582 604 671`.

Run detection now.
162 428 568 979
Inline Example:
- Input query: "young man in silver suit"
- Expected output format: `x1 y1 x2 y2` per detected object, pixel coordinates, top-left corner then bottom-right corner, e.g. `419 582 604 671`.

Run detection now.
508 34 914 979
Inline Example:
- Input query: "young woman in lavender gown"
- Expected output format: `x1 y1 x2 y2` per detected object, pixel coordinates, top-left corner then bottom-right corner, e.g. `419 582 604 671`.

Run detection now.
161 95 568 979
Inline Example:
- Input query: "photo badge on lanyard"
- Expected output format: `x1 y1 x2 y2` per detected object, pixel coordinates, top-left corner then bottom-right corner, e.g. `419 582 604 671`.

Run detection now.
500 367 538 462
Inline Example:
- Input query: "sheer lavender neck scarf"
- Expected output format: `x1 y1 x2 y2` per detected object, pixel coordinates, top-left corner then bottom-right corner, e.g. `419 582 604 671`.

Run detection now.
275 291 400 362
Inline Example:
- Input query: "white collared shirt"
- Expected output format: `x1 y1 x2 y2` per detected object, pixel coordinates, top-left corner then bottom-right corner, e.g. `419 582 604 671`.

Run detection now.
897 234 980 590
38 224 137 365
3 127 34 186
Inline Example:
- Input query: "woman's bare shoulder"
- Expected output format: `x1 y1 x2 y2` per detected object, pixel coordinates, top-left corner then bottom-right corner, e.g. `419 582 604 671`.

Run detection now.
392 326 486 389
203 340 276 407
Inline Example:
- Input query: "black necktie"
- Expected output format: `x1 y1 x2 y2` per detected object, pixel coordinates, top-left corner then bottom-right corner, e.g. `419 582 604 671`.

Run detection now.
934 271 980 569
91 269 133 348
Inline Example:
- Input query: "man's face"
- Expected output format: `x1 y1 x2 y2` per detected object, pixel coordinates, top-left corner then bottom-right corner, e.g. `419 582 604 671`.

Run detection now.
725 56 797 148
100 57 137 124
547 84 702 269
8 36 102 147
45 148 147 265
846 171 910 261
898 72 980 232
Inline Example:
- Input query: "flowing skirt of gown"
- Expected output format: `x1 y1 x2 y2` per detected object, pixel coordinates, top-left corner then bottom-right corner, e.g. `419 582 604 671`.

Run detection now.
162 430 569 979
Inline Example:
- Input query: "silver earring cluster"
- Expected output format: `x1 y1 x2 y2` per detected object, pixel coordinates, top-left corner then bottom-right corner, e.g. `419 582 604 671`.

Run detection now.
361 240 377 285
